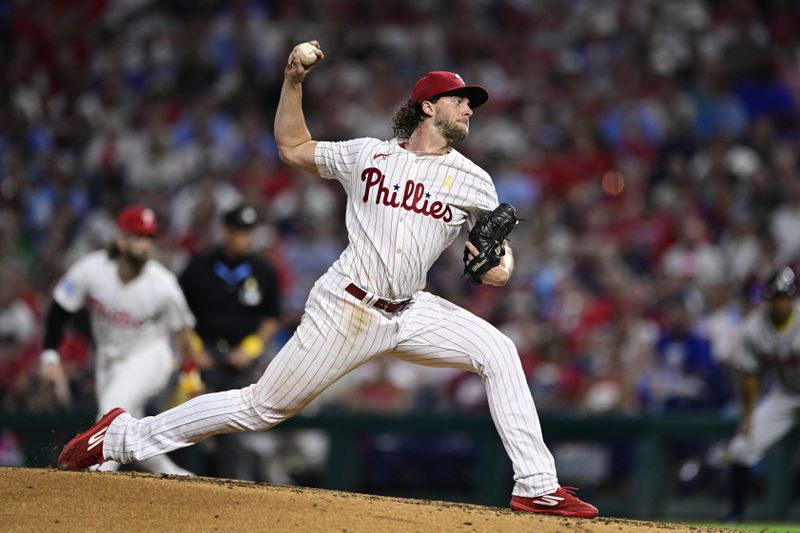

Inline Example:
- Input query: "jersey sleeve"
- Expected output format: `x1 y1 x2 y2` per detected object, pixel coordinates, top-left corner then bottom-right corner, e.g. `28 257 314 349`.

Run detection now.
52 256 93 312
466 171 500 230
314 138 370 187
162 274 197 331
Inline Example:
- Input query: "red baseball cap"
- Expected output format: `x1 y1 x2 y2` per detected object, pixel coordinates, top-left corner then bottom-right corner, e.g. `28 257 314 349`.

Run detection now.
411 71 489 108
117 205 159 236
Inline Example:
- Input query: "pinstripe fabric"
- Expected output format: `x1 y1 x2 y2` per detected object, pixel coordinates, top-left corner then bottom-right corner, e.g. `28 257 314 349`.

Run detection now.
103 137 559 497
316 138 497 299
104 272 398 463
94 339 192 475
390 291 558 496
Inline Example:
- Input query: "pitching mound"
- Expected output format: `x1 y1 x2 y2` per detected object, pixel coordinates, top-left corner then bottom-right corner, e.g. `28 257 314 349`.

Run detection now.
1 467 721 532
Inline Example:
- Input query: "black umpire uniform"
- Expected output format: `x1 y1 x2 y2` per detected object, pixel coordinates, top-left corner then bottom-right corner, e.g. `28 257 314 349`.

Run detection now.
179 204 281 479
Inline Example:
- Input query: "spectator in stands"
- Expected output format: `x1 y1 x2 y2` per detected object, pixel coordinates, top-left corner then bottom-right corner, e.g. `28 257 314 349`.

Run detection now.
639 297 731 412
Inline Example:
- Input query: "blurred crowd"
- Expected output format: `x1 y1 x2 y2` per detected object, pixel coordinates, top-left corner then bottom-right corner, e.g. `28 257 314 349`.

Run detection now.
2 0 800 436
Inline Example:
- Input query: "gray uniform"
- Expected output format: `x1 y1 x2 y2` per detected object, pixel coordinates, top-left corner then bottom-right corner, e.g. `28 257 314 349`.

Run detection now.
728 303 800 465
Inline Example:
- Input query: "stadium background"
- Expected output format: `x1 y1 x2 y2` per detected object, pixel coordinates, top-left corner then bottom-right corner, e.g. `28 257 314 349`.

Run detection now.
0 0 799 522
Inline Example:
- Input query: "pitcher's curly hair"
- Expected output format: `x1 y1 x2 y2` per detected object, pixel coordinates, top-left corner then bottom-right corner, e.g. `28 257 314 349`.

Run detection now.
391 97 439 139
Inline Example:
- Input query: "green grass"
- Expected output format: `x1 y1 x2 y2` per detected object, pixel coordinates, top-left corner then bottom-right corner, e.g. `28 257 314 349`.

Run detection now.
688 523 800 532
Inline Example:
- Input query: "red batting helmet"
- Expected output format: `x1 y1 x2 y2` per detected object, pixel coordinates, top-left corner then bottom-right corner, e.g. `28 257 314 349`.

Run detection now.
117 205 159 236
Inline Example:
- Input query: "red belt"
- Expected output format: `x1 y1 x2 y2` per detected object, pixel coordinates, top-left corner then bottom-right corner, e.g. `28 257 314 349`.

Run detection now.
345 283 411 314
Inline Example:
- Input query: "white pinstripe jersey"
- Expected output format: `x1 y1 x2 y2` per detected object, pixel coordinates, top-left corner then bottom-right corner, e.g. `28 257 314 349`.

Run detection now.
53 250 196 360
733 303 800 394
315 137 499 299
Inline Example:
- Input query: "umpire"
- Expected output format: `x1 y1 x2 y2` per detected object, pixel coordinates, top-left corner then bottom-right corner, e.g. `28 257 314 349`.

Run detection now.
179 203 281 479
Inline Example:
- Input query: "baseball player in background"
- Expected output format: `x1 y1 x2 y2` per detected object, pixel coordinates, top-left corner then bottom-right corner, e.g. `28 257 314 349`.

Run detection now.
41 205 211 475
56 42 598 517
725 266 800 522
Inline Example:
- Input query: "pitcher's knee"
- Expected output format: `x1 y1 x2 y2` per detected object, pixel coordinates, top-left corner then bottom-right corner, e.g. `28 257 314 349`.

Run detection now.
479 332 522 378
246 383 305 429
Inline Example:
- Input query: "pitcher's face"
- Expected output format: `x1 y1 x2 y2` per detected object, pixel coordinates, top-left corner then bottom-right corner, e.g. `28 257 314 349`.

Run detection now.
431 95 473 143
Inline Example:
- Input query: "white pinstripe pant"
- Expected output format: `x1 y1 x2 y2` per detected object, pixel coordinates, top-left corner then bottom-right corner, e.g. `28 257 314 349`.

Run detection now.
104 271 558 496
94 341 192 476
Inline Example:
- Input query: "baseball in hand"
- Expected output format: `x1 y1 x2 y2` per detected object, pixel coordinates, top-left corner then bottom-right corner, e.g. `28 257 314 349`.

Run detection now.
296 43 319 66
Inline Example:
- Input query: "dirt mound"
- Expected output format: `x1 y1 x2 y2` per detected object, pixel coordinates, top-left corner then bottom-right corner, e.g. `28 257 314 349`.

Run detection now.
0 467 722 532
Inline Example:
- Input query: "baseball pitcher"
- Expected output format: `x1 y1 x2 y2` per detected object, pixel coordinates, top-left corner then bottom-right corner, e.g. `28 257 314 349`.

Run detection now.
56 43 597 517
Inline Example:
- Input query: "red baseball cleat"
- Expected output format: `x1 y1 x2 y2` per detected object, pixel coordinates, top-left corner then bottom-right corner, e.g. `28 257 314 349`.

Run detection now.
510 486 599 517
57 408 126 471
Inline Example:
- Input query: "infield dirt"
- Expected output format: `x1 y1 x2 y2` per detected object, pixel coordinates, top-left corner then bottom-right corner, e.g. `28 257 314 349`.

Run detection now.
0 467 725 532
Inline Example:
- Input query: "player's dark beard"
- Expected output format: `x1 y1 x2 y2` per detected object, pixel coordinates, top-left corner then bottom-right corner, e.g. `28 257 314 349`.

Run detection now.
122 250 149 274
434 116 468 143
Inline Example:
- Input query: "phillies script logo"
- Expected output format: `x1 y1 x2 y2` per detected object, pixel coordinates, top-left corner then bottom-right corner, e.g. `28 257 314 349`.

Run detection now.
361 167 453 222
87 296 149 327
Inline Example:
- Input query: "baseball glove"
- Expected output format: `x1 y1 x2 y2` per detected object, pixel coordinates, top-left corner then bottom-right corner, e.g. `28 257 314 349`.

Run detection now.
463 203 520 285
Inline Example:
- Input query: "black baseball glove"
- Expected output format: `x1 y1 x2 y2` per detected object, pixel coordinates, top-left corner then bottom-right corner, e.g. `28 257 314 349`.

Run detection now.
463 203 520 285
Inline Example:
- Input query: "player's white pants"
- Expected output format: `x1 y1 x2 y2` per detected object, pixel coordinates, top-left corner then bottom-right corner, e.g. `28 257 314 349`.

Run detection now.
728 387 800 466
104 271 558 496
95 340 192 476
